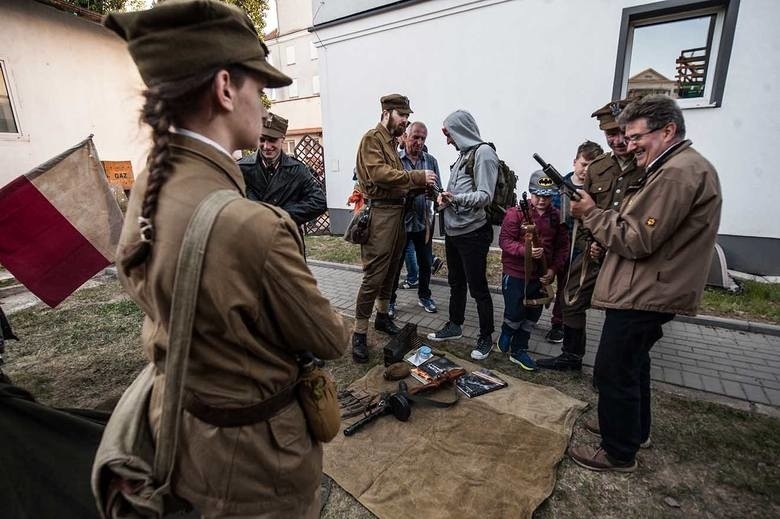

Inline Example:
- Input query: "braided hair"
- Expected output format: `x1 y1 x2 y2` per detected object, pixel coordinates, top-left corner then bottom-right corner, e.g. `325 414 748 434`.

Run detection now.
121 66 250 275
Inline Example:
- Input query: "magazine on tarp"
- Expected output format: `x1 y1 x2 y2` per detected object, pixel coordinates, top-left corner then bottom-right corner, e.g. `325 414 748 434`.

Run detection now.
410 356 462 384
455 369 508 398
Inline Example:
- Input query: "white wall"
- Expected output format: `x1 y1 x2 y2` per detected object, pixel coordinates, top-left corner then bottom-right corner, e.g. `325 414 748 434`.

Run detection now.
0 0 148 187
315 0 780 240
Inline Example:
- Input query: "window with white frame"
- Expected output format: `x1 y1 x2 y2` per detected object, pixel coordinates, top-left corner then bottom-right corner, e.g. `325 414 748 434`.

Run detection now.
613 0 739 108
312 75 320 95
288 78 299 98
310 41 318 60
0 61 20 134
286 46 296 65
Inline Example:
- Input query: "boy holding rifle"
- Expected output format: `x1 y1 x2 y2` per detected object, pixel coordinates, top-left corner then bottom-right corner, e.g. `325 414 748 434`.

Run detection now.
497 172 569 371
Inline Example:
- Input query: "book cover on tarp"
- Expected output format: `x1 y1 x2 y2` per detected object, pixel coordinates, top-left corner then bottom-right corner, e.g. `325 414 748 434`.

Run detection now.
456 369 508 398
410 356 462 384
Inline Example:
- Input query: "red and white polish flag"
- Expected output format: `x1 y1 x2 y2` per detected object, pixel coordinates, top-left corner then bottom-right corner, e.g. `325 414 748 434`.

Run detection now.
0 137 124 307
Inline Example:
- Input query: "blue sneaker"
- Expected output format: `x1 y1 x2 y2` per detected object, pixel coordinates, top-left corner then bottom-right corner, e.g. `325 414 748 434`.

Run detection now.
496 332 511 353
509 350 538 372
418 298 437 313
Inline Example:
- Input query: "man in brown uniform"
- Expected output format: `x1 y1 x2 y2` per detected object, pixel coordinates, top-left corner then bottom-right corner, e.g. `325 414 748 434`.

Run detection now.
538 99 644 371
568 95 721 471
351 94 437 363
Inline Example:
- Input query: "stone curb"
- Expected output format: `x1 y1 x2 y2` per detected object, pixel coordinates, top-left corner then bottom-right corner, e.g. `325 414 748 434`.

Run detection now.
307 259 780 338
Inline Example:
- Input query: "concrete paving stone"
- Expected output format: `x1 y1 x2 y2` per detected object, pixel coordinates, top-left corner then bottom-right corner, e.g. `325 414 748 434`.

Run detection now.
662 368 684 386
680 365 728 378
742 384 770 405
650 366 664 380
720 380 747 400
682 371 704 390
658 353 698 367
700 374 724 394
691 348 732 361
729 367 776 382
653 358 686 371
764 388 780 406
717 371 767 385
695 359 735 373
758 379 780 391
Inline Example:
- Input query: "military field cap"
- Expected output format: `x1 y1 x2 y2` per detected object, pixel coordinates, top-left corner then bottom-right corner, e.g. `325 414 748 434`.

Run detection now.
528 169 558 196
261 112 288 139
591 98 633 131
381 94 413 115
103 0 292 88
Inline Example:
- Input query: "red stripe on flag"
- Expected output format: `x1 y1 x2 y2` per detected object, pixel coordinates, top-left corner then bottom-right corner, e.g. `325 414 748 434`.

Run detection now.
0 176 110 307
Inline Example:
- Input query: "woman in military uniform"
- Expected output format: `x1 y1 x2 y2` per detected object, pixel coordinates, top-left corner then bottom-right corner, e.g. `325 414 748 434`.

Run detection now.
104 1 349 516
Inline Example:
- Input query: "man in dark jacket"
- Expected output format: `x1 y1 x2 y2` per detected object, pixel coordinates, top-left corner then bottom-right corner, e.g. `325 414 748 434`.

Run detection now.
238 112 327 228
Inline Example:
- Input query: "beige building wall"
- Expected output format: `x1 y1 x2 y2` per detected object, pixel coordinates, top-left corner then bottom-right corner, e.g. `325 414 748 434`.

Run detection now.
266 0 321 152
0 0 148 189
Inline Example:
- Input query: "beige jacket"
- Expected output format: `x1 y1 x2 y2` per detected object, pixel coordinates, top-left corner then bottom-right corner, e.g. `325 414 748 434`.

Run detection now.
355 123 426 200
118 134 349 516
582 141 722 315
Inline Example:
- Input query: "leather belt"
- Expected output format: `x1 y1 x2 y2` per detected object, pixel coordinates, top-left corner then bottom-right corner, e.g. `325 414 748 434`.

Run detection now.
367 198 405 206
183 385 297 427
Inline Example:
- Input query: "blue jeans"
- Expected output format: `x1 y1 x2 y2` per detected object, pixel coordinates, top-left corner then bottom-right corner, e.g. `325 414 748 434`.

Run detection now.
501 274 543 352
404 241 418 284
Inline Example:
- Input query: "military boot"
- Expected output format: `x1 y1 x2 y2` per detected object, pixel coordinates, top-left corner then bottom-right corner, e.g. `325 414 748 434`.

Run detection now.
374 312 401 335
536 326 584 371
352 333 369 364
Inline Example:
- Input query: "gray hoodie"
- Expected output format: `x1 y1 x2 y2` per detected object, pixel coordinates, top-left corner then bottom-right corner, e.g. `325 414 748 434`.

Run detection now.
441 110 498 236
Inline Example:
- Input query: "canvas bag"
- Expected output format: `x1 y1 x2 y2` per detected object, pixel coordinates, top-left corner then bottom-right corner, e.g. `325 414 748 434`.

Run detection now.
91 190 241 518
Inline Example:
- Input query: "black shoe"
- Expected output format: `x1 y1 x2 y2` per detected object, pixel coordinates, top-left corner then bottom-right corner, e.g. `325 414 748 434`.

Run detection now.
536 352 583 371
375 312 401 335
545 325 564 343
352 333 368 364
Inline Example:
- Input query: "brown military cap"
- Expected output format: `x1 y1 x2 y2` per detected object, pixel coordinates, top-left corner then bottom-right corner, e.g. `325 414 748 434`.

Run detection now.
591 98 634 131
381 94 413 115
104 0 292 88
261 112 288 139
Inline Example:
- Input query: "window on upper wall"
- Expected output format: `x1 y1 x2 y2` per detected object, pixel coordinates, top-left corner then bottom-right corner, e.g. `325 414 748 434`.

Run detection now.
613 0 740 108
312 75 320 95
288 79 299 98
0 61 20 134
310 42 318 60
286 46 296 65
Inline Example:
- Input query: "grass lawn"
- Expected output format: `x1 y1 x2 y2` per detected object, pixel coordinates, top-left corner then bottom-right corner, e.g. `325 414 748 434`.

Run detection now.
3 280 779 518
306 235 780 325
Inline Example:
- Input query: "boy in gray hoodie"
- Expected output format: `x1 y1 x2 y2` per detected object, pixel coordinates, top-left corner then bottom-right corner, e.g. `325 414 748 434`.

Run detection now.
427 110 498 359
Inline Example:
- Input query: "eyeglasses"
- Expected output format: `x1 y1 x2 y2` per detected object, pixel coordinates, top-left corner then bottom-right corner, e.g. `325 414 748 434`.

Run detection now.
624 126 663 143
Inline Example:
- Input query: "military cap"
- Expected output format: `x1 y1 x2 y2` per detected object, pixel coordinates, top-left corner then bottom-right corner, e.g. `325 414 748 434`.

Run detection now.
528 170 558 197
381 94 413 115
261 112 289 139
591 98 634 131
383 362 411 381
104 0 292 88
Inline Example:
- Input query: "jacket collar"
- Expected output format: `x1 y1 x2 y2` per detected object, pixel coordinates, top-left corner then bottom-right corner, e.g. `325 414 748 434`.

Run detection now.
169 133 246 195
375 123 394 144
646 139 691 175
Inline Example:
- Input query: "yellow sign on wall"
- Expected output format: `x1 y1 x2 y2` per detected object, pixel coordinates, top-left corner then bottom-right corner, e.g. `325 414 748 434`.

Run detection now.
101 161 134 189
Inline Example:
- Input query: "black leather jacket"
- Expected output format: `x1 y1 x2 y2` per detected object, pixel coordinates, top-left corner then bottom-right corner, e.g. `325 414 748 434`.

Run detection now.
238 151 327 226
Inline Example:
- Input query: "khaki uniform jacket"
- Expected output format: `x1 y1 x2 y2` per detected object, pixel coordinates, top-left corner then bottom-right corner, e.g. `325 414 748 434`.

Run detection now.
578 152 644 250
582 141 722 315
118 134 349 516
355 123 426 199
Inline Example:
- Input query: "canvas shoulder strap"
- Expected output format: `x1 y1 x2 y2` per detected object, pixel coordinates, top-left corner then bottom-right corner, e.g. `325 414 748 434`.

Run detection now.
153 189 241 486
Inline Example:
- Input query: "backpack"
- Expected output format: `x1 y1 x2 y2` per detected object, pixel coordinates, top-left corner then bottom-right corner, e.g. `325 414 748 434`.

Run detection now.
465 142 517 226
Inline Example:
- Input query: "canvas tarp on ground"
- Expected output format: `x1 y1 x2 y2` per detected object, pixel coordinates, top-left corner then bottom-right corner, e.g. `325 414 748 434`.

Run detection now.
324 357 587 519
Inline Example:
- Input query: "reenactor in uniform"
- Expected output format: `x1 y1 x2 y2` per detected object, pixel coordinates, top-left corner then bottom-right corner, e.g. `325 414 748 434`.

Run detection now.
537 99 644 371
104 1 349 516
351 95 438 363
238 112 327 230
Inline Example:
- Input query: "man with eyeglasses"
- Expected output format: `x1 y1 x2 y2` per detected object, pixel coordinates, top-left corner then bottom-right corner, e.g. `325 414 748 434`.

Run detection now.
568 95 722 472
538 98 644 372
239 112 327 230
